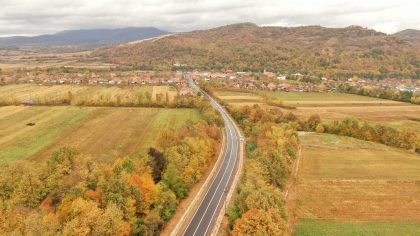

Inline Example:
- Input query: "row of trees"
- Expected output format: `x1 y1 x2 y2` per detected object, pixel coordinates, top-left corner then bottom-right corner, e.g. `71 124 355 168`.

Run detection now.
337 84 420 104
0 88 205 109
227 105 299 235
304 116 420 152
0 100 223 235
270 111 419 152
72 91 202 108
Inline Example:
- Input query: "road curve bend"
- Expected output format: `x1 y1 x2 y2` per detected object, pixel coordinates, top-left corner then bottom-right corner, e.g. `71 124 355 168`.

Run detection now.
181 79 241 236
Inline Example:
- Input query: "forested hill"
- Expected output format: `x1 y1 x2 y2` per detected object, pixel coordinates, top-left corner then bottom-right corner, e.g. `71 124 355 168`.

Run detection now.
393 29 420 44
94 23 420 79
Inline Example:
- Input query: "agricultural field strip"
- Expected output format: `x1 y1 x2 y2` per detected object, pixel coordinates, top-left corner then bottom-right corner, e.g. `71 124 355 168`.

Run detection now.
0 84 88 101
295 133 420 223
0 106 200 165
0 107 95 164
0 107 69 144
261 91 395 102
0 84 178 104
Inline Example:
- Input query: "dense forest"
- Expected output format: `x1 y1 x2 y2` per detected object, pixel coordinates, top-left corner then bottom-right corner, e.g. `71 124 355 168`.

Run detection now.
94 23 420 79
0 100 223 235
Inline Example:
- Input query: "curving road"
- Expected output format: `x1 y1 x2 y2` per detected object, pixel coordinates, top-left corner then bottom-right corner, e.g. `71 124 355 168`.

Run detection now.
182 79 241 236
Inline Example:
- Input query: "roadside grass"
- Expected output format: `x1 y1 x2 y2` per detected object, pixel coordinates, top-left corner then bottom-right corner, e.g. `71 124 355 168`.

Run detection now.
293 133 420 234
294 220 420 236
0 106 200 166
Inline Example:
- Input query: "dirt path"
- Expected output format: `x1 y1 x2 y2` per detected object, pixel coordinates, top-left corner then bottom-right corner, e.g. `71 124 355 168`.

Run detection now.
285 133 305 235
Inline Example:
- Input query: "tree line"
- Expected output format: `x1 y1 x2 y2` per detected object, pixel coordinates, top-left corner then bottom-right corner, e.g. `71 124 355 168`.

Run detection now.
301 115 420 153
337 84 420 105
226 105 300 235
0 89 206 109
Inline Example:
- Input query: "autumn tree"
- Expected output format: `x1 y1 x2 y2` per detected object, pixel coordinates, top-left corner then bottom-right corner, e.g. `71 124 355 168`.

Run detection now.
232 209 287 236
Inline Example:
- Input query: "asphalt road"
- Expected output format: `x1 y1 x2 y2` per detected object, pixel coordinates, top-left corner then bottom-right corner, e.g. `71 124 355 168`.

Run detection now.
182 79 240 236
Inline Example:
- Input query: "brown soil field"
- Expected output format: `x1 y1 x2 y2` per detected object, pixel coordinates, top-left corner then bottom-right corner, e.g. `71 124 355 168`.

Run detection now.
292 133 420 221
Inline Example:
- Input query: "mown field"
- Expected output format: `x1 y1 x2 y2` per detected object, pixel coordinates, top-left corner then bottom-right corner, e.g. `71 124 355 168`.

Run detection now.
294 220 420 236
0 84 178 106
216 90 403 106
215 89 420 129
292 133 420 235
0 106 200 166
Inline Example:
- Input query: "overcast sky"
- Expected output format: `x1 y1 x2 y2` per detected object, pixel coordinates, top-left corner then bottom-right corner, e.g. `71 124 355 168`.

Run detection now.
0 0 418 36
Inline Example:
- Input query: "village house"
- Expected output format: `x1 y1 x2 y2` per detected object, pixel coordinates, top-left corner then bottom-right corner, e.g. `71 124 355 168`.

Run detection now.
277 75 287 80
263 70 276 78
179 87 195 96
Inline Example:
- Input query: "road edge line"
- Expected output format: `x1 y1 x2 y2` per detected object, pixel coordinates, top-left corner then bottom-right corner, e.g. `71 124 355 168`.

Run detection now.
210 111 244 236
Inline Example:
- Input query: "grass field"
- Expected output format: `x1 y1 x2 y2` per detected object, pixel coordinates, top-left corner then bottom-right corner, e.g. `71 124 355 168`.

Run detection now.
289 104 420 133
215 89 420 126
215 91 257 96
0 84 178 105
262 91 387 101
214 89 408 108
294 220 420 236
261 91 406 108
292 133 420 235
214 90 263 106
0 84 88 104
0 106 200 166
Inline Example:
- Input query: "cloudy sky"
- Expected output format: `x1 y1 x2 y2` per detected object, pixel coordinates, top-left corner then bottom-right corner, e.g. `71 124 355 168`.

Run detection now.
0 0 419 36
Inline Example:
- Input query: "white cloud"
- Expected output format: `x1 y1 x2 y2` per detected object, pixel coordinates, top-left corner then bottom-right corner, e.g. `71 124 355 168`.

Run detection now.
0 0 418 36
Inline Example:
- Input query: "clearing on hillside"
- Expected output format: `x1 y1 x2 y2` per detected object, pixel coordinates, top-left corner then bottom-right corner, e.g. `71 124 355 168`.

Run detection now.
291 133 420 235
0 106 200 166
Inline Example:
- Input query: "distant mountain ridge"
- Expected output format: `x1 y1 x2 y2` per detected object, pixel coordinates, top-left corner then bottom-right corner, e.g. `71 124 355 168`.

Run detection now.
0 27 169 47
93 23 420 78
